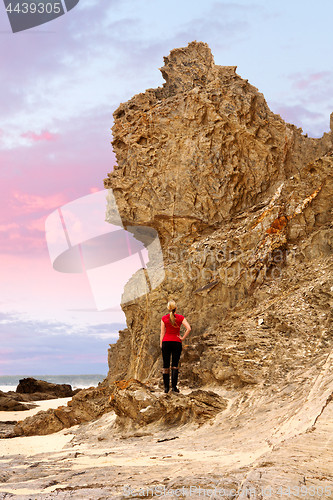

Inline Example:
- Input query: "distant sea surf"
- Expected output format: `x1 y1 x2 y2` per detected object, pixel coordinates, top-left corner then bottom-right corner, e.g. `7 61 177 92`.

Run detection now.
0 374 106 393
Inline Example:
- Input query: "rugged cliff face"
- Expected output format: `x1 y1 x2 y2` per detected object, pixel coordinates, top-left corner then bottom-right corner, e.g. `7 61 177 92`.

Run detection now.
3 42 333 497
103 41 333 388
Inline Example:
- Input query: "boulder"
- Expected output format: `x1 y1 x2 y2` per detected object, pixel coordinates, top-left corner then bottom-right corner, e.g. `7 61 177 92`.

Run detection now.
16 377 80 399
0 390 35 411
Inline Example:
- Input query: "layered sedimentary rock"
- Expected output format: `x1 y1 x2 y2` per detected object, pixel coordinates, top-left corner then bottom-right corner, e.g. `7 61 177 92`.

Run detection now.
10 381 225 437
103 41 333 387
108 379 227 434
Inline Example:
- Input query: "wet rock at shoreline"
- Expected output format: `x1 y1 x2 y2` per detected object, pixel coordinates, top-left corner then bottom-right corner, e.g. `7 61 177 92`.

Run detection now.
16 377 80 399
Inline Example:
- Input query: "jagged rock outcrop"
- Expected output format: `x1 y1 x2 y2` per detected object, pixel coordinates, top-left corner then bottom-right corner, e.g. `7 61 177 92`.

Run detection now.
108 379 227 434
11 386 112 437
9 380 226 437
103 41 333 388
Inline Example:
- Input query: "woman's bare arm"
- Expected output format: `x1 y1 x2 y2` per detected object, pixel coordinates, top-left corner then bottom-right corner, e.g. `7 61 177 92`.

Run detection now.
180 318 191 342
160 320 166 348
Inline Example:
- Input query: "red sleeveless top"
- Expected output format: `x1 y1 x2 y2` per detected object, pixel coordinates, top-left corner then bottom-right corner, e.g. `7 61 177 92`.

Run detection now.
162 313 184 342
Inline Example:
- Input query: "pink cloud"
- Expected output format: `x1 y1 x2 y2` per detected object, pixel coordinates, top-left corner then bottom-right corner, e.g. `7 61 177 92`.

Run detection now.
11 191 68 213
269 102 327 138
0 253 94 313
21 130 59 142
0 109 116 256
1 228 47 252
0 223 19 231
291 72 331 90
27 216 48 232
274 104 322 125
0 193 68 254
270 70 332 138
283 71 333 107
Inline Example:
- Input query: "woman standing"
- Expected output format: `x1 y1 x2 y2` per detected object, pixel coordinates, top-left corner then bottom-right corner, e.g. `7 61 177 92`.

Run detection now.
160 300 191 393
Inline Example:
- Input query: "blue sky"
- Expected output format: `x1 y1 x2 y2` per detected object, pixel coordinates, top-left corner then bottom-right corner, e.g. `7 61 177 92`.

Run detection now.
0 0 332 375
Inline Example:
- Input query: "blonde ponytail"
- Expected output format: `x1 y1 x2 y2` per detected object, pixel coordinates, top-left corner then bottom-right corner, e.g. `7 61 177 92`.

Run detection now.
167 300 177 326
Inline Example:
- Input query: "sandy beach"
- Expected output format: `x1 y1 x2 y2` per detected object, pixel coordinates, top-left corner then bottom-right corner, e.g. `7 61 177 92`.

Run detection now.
0 398 72 424
1 384 333 500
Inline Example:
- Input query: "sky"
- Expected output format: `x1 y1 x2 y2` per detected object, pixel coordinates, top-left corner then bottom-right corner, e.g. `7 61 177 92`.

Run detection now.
0 0 332 376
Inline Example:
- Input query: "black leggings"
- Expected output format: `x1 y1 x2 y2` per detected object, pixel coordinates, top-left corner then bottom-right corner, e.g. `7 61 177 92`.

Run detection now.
162 341 182 369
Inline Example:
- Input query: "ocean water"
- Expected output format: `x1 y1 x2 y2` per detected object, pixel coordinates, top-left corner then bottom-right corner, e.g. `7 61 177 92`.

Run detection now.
0 374 106 393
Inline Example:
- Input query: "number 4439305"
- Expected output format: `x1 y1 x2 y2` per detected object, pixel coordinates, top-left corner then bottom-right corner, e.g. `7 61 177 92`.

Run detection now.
6 3 61 14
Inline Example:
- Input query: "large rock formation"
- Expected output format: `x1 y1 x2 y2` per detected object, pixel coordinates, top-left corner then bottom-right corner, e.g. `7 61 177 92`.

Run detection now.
16 377 79 399
108 379 227 434
103 41 333 387
9 380 226 437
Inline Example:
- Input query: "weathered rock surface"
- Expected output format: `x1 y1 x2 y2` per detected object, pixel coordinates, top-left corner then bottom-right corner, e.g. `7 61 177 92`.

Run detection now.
16 377 80 399
108 379 227 433
10 386 112 437
0 420 17 438
2 379 333 499
103 41 333 389
8 381 226 438
0 390 35 412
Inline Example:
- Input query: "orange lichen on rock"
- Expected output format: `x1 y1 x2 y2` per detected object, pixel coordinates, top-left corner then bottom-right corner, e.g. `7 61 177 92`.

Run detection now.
251 206 277 230
115 380 133 390
266 215 289 234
